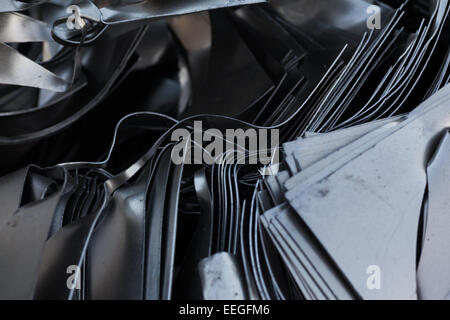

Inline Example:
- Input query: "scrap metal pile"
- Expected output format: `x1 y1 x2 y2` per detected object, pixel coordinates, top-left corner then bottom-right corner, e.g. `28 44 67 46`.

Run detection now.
0 0 449 300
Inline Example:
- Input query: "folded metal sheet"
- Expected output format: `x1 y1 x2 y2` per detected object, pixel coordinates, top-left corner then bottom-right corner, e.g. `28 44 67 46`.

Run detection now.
284 85 450 299
0 12 52 43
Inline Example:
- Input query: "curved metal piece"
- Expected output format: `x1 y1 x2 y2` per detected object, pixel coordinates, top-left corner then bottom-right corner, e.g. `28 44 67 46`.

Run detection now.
0 165 68 299
0 12 52 43
0 0 47 13
99 0 267 25
0 43 69 91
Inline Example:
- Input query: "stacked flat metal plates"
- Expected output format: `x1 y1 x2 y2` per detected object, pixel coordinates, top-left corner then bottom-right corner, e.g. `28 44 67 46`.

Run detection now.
0 0 449 300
